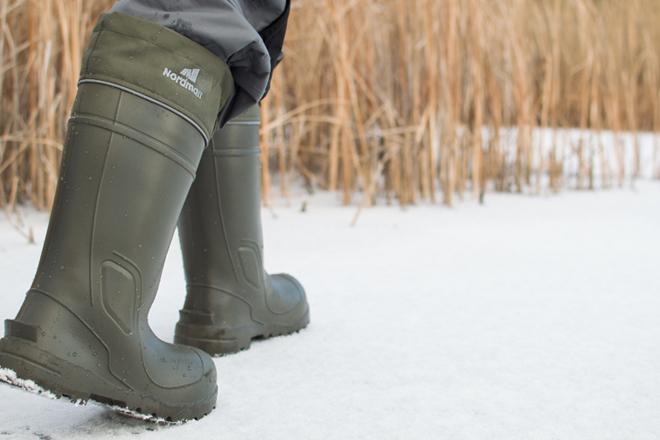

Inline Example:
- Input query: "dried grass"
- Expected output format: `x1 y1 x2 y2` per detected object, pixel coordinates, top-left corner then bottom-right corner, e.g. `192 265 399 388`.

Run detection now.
1 0 659 210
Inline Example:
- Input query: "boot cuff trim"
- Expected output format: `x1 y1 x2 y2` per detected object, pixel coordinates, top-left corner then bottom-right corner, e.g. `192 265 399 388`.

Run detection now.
79 12 234 141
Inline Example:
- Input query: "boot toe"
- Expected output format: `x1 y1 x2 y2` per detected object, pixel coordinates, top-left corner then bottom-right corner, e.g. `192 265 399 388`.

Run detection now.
269 273 309 317
195 346 217 385
159 345 218 419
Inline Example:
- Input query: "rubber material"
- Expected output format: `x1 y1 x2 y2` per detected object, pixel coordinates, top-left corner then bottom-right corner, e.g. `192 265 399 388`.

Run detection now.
175 105 310 356
0 13 232 422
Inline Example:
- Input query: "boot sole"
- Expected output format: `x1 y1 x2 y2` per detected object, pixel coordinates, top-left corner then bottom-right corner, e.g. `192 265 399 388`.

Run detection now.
0 335 217 423
175 310 310 357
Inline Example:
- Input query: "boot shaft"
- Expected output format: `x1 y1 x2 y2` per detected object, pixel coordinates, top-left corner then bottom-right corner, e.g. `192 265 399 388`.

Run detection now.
30 83 205 314
179 105 264 290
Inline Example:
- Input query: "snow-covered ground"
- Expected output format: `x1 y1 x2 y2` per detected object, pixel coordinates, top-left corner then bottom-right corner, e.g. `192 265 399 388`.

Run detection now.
0 182 659 439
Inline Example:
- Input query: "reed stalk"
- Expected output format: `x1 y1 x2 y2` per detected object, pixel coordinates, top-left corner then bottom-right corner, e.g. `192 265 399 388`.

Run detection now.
1 0 659 210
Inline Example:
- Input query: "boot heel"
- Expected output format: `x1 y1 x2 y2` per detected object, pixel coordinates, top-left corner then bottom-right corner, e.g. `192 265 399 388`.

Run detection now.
0 291 131 401
0 334 130 406
174 330 253 356
174 311 259 356
174 289 263 355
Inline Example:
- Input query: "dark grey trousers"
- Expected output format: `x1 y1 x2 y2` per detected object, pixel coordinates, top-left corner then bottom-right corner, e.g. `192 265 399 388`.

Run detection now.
111 0 290 122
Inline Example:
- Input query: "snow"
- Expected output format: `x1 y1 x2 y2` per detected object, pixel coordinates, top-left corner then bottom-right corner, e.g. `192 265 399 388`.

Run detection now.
0 368 60 401
0 181 659 439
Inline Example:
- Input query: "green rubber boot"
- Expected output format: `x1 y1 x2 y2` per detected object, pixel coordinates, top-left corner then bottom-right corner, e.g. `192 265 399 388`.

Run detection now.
174 106 310 356
0 13 233 422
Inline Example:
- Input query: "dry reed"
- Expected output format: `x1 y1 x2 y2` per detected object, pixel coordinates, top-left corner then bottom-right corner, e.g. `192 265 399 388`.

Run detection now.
1 0 659 211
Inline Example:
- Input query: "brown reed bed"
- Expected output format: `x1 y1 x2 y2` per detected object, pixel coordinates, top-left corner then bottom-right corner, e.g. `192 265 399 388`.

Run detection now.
1 0 659 211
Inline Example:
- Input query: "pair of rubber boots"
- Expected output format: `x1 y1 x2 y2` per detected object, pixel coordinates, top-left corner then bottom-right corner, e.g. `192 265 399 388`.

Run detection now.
0 13 309 422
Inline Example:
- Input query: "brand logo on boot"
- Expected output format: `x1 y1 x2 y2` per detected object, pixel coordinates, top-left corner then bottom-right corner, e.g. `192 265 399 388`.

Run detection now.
180 68 200 83
162 67 203 99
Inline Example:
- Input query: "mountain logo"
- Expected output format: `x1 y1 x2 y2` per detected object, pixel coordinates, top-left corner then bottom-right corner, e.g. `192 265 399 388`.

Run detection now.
180 68 200 83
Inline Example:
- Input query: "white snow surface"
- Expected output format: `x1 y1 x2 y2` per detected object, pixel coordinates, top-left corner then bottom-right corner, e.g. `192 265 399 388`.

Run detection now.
0 368 60 401
0 182 659 439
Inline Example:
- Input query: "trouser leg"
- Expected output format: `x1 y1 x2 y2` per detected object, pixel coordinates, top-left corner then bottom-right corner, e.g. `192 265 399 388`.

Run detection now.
111 0 291 121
